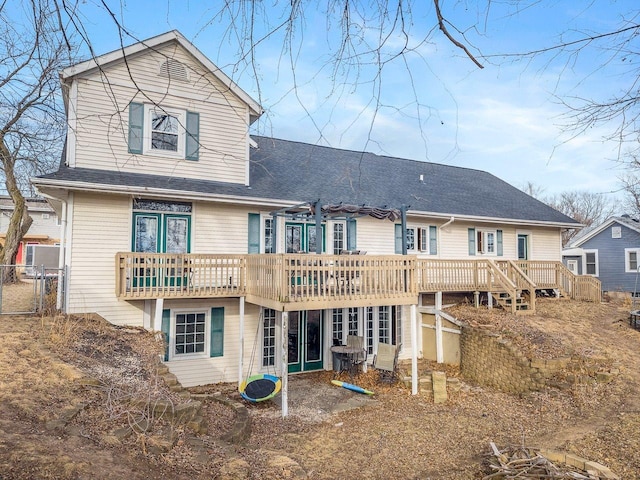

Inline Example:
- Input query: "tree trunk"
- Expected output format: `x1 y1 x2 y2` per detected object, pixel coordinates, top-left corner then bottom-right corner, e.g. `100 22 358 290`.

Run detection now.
1 141 33 284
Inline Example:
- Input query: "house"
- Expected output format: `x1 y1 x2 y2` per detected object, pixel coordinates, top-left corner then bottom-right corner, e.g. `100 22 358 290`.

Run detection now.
563 215 640 295
31 31 599 413
0 196 61 273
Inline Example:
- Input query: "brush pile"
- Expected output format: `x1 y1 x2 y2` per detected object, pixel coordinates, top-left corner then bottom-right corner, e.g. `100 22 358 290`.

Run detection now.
483 443 604 479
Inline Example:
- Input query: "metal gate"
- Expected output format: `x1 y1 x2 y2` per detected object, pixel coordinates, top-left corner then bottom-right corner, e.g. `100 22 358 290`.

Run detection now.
0 265 66 315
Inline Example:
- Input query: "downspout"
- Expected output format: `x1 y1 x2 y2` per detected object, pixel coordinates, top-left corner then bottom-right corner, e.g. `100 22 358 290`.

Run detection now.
38 191 67 311
56 199 67 311
440 216 454 230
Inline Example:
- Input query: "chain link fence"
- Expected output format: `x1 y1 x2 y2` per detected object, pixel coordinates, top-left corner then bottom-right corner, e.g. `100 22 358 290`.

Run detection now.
0 265 66 315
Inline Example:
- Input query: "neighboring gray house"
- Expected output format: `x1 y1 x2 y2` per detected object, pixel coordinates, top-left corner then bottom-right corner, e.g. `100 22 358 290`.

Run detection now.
563 215 640 294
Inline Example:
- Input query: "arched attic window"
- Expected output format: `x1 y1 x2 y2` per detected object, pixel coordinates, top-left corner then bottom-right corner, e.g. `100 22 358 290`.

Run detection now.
159 58 189 82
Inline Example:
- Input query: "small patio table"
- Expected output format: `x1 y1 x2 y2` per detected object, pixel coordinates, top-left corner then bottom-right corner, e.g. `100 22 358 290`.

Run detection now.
330 345 366 377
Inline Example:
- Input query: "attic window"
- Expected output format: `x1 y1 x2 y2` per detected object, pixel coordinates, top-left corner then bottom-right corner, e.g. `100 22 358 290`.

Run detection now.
159 59 189 82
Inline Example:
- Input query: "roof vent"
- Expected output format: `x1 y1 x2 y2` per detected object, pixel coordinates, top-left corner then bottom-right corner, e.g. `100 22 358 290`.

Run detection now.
419 174 424 183
159 59 189 82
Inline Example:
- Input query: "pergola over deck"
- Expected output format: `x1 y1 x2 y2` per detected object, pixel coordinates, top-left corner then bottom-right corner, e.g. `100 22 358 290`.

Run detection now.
269 200 407 254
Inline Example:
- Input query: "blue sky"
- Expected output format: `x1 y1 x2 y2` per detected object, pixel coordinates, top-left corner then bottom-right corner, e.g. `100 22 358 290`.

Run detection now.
72 1 636 201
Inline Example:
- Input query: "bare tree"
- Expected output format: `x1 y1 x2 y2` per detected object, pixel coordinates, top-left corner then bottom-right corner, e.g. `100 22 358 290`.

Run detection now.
520 181 546 200
546 191 617 246
0 0 72 281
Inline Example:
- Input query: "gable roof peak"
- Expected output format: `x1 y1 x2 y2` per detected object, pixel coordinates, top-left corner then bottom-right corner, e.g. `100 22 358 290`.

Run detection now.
61 30 262 119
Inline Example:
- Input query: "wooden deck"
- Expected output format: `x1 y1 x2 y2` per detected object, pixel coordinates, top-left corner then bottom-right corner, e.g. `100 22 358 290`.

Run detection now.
115 253 601 312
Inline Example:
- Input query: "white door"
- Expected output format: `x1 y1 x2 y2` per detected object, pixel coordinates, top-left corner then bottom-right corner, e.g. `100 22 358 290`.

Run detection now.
567 260 578 274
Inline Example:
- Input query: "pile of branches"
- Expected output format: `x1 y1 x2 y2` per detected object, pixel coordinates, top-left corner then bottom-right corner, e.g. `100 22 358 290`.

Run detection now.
483 443 602 479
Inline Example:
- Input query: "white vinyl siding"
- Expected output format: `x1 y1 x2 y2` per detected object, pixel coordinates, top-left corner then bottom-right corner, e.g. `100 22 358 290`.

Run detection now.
70 44 249 184
355 217 396 254
193 203 251 254
436 222 561 261
162 298 257 387
67 192 142 325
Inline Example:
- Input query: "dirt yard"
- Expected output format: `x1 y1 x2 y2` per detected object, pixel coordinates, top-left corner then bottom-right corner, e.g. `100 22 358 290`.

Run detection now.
1 298 640 479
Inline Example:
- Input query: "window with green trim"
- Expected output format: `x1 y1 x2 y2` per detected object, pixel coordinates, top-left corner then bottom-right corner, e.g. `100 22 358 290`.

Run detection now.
128 102 199 160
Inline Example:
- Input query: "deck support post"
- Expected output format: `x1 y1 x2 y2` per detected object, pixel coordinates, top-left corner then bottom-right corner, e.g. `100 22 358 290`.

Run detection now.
411 303 418 395
474 291 479 308
435 291 444 364
238 297 245 388
153 297 164 331
487 292 493 309
281 310 289 417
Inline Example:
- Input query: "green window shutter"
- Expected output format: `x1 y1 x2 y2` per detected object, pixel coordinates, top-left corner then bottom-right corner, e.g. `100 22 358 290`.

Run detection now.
496 229 503 256
128 102 144 154
161 309 171 361
394 224 403 254
248 213 260 253
347 219 357 251
185 111 200 161
429 225 438 255
210 307 224 357
468 228 476 256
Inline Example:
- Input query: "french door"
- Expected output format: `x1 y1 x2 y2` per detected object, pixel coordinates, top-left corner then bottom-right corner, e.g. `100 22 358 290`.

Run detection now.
132 212 190 286
288 310 324 373
285 223 325 253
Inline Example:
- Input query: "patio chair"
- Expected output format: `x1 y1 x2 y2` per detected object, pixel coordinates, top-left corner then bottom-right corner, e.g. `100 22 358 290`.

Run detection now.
373 343 400 383
346 334 367 376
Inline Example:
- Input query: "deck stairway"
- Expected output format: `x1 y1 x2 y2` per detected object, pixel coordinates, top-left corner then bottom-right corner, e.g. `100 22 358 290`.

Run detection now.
492 290 534 314
489 260 537 315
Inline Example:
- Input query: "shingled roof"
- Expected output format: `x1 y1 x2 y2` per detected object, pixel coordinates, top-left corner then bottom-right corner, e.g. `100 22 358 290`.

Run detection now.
33 136 578 226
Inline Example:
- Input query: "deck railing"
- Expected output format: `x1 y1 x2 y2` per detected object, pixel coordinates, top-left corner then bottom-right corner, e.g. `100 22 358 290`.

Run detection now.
115 253 246 299
416 259 517 294
116 252 417 307
115 253 601 306
513 260 601 303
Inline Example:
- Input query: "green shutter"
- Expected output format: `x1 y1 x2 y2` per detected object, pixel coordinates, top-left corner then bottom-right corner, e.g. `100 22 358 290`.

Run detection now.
248 213 260 253
496 229 503 256
347 219 357 251
161 309 171 361
185 111 200 161
429 225 437 255
210 307 224 357
468 228 476 256
395 224 403 254
128 102 144 154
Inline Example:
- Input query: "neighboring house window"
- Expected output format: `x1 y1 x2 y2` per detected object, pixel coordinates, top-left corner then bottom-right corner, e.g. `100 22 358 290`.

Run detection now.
262 308 276 367
161 307 224 361
128 102 199 160
625 248 640 272
585 250 598 276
